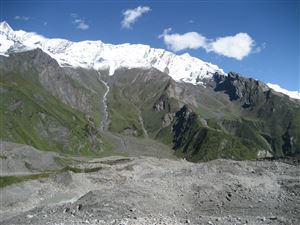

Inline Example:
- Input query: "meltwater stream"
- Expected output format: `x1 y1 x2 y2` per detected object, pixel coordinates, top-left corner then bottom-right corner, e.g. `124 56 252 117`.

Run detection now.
98 71 110 131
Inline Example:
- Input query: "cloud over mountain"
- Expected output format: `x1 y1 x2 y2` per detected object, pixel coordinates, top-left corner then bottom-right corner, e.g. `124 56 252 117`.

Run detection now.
121 6 151 29
71 13 89 30
160 28 256 60
14 16 30 21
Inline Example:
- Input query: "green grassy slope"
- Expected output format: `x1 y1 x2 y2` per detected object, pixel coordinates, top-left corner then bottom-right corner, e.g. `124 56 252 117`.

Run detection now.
0 69 115 155
172 106 259 161
0 73 106 156
0 50 118 156
107 86 143 135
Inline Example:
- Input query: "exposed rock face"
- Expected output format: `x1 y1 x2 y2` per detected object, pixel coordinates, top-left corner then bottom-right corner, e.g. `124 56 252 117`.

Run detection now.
154 96 167 112
213 72 269 108
122 127 139 136
162 113 175 128
282 122 297 157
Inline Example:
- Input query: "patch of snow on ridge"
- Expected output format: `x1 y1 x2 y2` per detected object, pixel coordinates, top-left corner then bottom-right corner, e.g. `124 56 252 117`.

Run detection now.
267 83 300 100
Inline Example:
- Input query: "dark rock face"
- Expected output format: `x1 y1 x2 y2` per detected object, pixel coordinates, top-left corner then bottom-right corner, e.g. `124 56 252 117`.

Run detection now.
213 72 269 109
172 105 194 149
154 94 170 112
282 122 298 157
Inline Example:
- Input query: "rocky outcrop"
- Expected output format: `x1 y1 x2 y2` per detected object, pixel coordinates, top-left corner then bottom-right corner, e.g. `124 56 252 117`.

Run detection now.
213 72 269 108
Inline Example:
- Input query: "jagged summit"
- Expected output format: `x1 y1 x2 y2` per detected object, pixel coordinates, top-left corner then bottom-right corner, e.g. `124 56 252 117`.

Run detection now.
0 21 225 85
0 21 13 35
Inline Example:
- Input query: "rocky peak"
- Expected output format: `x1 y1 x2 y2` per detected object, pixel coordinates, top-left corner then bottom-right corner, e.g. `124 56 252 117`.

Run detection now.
0 21 13 36
213 71 271 108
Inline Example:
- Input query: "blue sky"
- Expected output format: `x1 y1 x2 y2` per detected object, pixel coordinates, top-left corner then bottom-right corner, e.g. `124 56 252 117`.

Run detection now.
1 0 299 91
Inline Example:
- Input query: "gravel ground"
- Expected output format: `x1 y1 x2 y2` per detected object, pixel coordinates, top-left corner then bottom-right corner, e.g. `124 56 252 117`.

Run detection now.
1 156 299 225
0 141 62 176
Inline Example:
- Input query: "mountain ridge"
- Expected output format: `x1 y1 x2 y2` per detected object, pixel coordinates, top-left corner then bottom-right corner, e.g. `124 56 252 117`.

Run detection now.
0 21 224 85
1 21 299 100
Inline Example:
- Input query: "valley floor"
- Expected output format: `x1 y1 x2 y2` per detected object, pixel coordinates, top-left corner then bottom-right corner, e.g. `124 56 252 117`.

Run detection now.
0 144 299 225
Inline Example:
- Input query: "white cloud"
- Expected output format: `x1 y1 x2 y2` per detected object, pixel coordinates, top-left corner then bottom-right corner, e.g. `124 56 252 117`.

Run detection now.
207 33 254 60
253 42 266 53
159 28 206 52
71 13 89 30
121 6 151 29
160 29 258 60
70 13 78 18
14 16 30 21
267 83 300 99
74 19 89 30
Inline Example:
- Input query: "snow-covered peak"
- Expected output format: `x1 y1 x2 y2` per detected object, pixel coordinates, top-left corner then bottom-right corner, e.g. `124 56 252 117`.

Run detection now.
0 22 225 85
0 21 16 53
0 22 298 99
267 83 300 100
0 21 14 37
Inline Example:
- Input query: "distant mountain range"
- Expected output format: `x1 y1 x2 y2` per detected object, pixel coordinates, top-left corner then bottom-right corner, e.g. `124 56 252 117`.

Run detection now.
1 21 299 161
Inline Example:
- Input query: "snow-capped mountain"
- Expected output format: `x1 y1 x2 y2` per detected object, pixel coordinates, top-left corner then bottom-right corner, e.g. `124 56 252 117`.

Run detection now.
0 21 299 99
0 21 224 85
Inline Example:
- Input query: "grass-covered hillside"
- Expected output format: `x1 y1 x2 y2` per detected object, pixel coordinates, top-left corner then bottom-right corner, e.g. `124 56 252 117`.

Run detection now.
0 50 111 156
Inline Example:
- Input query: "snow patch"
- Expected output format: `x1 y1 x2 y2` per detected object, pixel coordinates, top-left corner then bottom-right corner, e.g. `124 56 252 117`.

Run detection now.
267 83 300 100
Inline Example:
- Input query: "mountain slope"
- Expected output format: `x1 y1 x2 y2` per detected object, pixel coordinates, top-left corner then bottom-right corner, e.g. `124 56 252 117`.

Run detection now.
106 68 300 160
0 22 299 161
0 49 112 155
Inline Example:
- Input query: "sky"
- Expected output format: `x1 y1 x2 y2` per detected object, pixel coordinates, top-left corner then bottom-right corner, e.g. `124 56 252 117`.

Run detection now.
1 0 299 91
